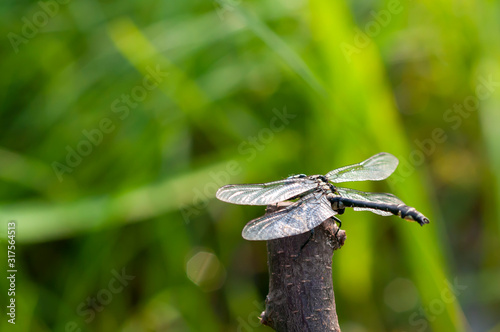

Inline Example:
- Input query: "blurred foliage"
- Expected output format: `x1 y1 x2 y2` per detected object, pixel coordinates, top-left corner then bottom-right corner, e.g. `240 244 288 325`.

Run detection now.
1 0 499 331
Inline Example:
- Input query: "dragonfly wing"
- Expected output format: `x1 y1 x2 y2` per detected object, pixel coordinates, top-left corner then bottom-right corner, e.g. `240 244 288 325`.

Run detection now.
336 187 405 216
242 192 336 240
216 178 317 205
326 152 399 183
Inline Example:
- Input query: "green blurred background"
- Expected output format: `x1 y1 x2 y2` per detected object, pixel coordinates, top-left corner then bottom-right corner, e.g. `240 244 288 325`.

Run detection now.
1 0 499 331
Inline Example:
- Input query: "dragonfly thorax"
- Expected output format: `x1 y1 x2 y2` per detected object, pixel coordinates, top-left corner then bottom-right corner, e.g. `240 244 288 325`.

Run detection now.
314 175 339 195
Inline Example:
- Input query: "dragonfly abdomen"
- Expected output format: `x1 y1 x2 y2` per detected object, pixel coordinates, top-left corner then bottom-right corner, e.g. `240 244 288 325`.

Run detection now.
328 196 430 226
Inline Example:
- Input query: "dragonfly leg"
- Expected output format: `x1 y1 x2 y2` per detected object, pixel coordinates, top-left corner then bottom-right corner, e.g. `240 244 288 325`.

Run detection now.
297 229 315 255
332 215 342 238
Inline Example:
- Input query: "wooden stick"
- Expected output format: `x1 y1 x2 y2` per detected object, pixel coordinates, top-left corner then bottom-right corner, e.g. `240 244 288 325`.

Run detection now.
260 202 346 332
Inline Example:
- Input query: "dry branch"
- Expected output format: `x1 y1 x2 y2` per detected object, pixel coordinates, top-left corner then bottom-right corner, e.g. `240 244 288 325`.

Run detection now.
260 202 346 332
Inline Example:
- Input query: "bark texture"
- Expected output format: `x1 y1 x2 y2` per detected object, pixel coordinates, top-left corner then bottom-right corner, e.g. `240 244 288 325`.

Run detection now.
260 202 346 332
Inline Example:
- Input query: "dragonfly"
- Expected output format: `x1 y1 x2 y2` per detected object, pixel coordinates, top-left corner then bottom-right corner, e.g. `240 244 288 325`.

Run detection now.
216 152 429 241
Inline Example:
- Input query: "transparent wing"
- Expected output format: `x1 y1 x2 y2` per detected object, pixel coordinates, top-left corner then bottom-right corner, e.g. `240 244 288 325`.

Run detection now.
336 187 405 216
326 152 398 183
216 177 318 206
242 191 336 240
